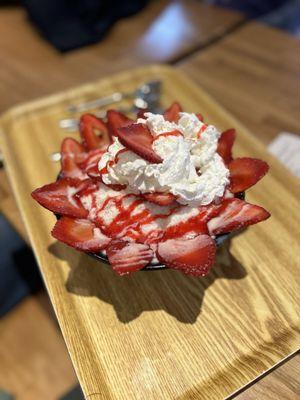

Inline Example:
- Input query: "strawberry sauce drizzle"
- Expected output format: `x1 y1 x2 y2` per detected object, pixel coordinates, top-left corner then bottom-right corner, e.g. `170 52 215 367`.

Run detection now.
153 130 183 141
99 148 129 176
72 119 230 251
163 205 220 239
96 195 147 237
78 183 178 244
197 124 208 139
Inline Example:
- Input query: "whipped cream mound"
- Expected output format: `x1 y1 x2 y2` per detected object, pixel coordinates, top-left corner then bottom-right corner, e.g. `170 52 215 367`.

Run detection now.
98 112 230 206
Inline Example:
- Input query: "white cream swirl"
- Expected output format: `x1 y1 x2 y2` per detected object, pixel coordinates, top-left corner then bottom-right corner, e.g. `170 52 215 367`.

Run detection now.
98 112 230 206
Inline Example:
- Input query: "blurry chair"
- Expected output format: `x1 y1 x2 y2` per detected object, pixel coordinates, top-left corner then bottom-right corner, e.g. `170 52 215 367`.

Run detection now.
22 0 149 51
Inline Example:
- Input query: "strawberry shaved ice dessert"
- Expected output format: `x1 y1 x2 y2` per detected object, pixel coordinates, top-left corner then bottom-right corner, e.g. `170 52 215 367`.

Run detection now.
32 102 270 276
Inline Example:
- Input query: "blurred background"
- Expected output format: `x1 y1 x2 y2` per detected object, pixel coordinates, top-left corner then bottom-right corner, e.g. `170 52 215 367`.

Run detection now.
0 0 299 399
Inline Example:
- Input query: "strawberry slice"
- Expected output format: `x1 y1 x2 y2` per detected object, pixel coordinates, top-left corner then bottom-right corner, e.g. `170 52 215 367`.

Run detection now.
86 162 101 180
31 178 89 218
163 101 183 122
106 240 153 275
81 148 105 179
79 113 110 150
61 138 87 179
61 157 86 179
143 192 176 206
52 217 111 252
163 203 221 240
157 234 216 276
207 198 270 236
229 157 269 193
106 110 133 140
106 183 127 191
196 113 204 122
116 123 162 164
61 137 87 163
136 108 148 119
217 128 236 165
80 148 105 169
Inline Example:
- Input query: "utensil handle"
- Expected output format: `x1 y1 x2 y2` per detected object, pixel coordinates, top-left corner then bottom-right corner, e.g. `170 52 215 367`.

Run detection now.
59 107 131 131
67 92 124 113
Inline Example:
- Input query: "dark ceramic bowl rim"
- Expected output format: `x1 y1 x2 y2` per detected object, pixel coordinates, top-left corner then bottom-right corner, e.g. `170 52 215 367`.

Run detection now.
56 173 244 271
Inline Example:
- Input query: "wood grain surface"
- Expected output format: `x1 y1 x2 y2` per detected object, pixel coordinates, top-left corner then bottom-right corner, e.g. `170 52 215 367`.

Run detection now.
179 22 300 145
0 2 244 112
1 66 299 400
235 353 300 400
0 295 77 400
0 2 244 241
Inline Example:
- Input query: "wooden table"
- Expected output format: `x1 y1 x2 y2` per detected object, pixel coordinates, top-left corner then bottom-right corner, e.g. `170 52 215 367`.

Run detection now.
178 22 300 399
0 2 243 112
0 1 244 241
0 3 245 399
0 6 299 399
0 294 78 400
179 22 300 145
235 353 300 400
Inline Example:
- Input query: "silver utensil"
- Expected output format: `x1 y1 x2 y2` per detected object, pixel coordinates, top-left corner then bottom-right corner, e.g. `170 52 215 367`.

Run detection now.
59 105 140 132
52 81 162 161
49 152 62 162
59 109 107 131
59 80 162 131
66 80 161 113
59 104 164 132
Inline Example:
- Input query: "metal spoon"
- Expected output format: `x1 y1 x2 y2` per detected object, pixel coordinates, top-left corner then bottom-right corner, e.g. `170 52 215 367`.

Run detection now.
59 80 161 131
59 80 162 131
66 80 161 113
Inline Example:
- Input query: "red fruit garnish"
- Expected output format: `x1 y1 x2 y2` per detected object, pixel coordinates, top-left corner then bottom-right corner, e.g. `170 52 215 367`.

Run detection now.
86 163 101 180
163 101 183 122
79 114 110 150
116 123 162 164
61 137 86 163
136 108 148 119
106 240 153 275
106 110 133 140
80 148 104 169
196 123 208 139
106 184 127 191
143 192 176 206
61 157 86 180
163 204 221 239
52 217 110 252
196 113 204 122
84 155 126 187
81 149 105 179
207 198 270 236
157 234 216 276
31 178 89 218
229 157 269 193
217 129 236 165
61 138 87 179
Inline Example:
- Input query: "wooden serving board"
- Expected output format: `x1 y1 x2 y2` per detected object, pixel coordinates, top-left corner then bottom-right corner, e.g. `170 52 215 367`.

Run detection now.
1 65 299 400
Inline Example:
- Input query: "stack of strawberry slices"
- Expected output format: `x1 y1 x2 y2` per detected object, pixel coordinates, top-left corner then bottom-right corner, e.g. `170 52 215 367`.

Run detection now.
32 102 270 276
